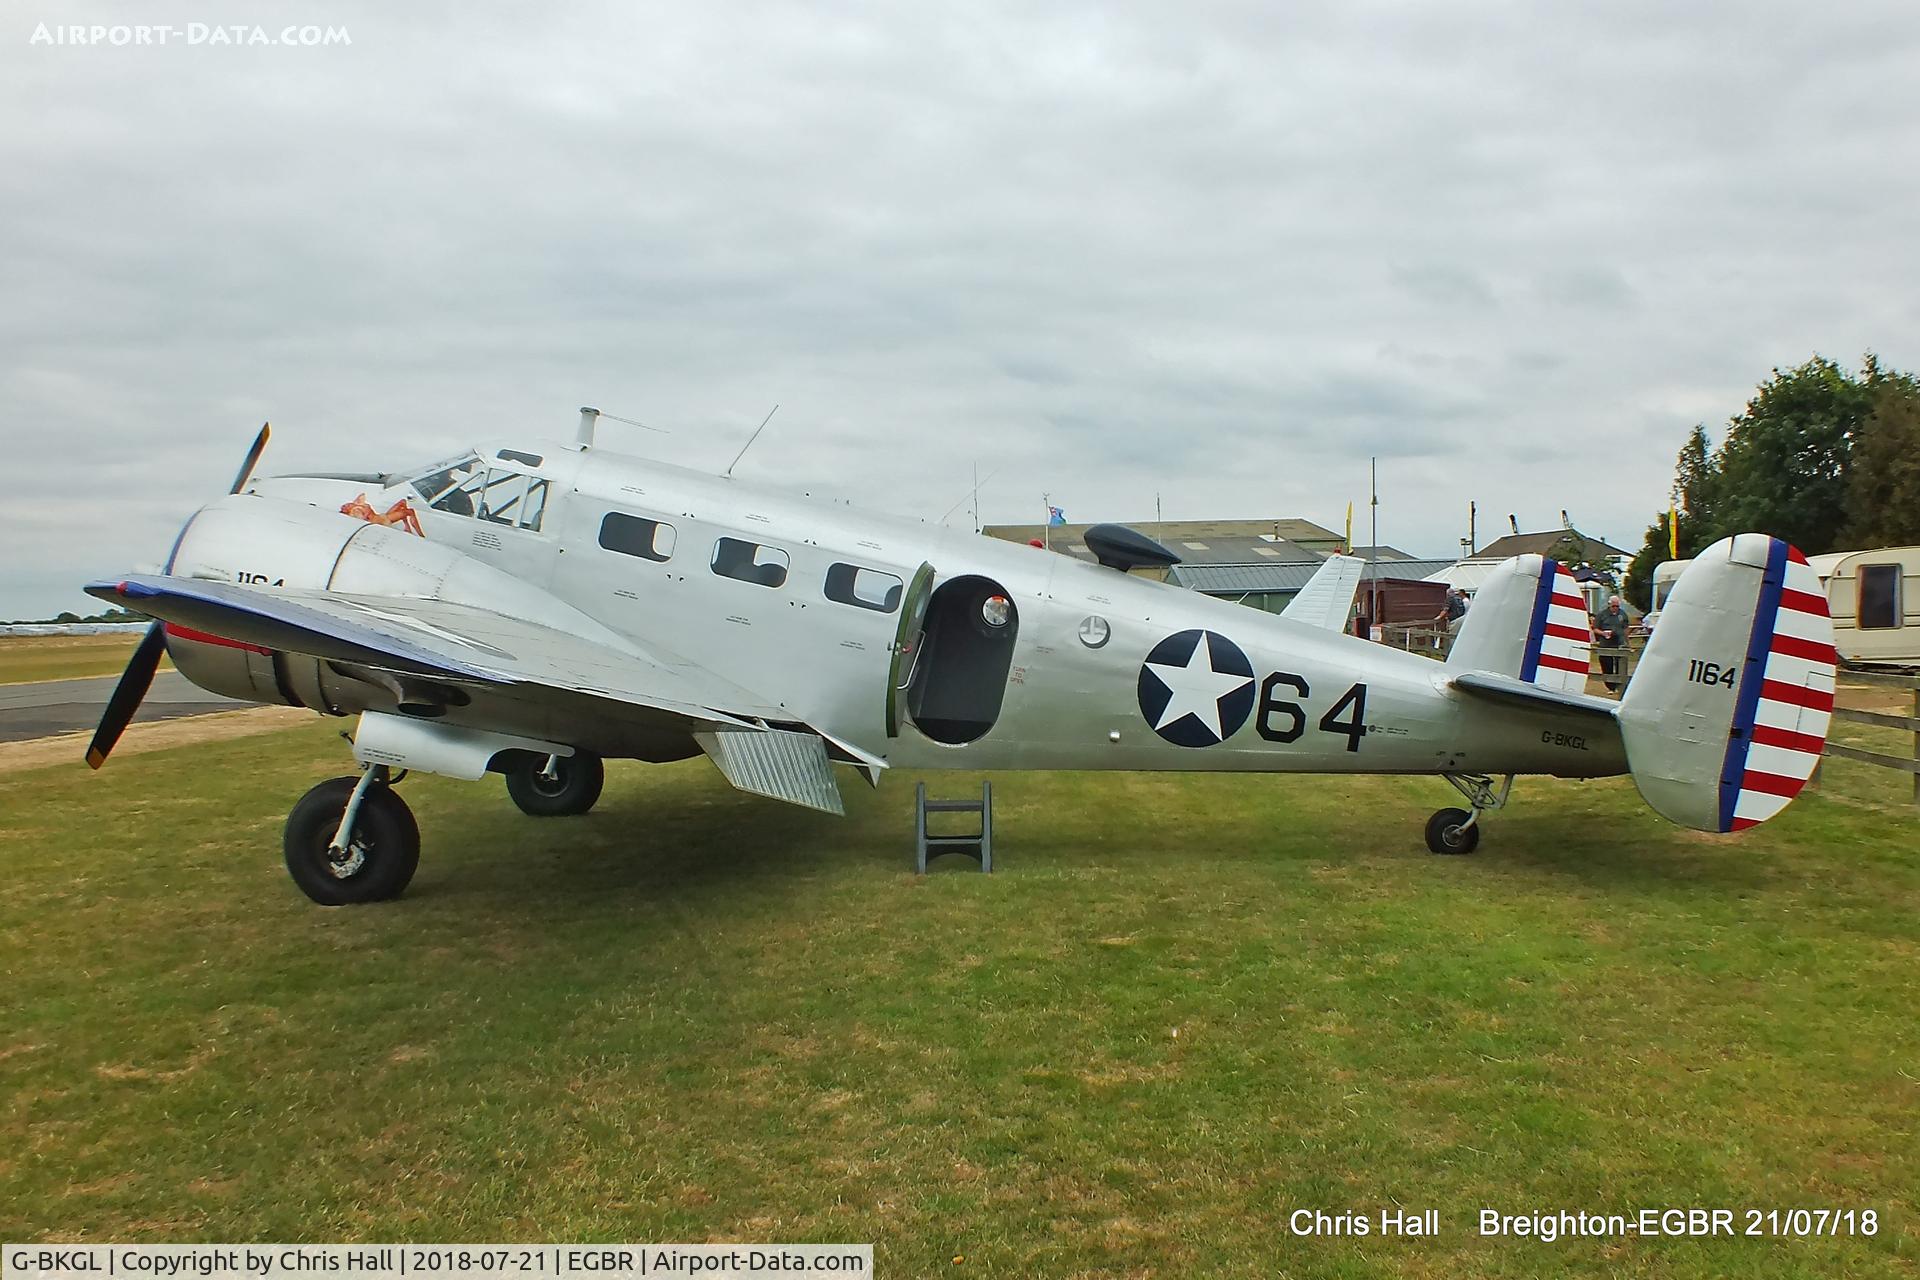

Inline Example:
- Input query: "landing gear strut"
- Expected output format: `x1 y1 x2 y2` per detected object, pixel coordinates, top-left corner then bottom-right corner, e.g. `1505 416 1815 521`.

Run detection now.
504 750 604 817
283 767 421 904
1425 773 1513 856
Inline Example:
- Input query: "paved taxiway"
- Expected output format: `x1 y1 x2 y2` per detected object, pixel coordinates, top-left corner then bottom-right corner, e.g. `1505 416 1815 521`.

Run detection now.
0 673 248 743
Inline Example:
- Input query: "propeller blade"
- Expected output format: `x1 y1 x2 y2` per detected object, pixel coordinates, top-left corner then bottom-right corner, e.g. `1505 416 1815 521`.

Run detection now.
228 422 272 494
85 620 167 770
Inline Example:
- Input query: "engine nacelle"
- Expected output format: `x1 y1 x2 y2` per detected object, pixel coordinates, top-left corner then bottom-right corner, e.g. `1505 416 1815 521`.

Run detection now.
160 493 634 720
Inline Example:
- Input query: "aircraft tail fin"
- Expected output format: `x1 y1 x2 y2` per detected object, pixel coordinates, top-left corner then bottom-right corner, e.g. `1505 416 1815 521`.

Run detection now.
1616 535 1835 832
1444 555 1592 693
1280 553 1365 631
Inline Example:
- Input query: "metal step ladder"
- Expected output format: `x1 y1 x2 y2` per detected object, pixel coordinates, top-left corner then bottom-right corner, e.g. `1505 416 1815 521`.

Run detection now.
914 781 993 873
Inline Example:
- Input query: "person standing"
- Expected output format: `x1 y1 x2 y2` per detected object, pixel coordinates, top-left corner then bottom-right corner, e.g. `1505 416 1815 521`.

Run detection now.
1594 593 1630 692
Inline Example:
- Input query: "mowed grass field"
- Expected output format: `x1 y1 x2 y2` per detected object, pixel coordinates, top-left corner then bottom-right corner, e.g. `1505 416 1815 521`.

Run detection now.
2 701 1916 1276
0 633 169 684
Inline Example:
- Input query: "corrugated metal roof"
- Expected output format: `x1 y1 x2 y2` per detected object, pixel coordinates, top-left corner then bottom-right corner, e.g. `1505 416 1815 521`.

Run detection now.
1171 563 1327 593
1423 560 1500 589
1470 529 1632 562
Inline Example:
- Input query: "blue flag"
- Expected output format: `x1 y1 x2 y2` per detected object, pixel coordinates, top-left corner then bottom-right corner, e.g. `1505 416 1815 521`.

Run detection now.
1047 506 1066 526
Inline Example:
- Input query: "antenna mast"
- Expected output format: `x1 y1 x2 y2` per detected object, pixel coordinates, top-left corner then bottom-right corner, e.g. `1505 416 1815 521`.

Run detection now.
724 404 780 478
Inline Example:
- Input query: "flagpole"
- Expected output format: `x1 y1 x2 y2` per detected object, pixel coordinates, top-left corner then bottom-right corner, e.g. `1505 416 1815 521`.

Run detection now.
1042 493 1051 550
1369 456 1378 581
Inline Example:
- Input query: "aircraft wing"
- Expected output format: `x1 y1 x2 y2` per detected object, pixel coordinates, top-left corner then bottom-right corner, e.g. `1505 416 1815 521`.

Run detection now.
87 574 881 812
1279 554 1366 631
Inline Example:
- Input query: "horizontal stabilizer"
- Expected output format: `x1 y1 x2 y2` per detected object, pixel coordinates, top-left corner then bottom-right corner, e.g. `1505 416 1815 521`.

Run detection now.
1449 671 1619 719
696 727 846 815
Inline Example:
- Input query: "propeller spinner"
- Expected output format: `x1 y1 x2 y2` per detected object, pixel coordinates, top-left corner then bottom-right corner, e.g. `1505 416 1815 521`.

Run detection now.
85 423 271 769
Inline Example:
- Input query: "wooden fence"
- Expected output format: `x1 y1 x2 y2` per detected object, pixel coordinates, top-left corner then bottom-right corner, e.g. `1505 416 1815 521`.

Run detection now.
1818 669 1920 807
1375 623 1647 684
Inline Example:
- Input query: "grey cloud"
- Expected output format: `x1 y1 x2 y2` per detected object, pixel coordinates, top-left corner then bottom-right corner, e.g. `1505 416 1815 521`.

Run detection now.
3 0 1918 613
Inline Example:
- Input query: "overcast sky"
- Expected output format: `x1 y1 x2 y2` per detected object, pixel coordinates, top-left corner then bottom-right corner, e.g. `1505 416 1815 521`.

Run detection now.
5 0 1916 616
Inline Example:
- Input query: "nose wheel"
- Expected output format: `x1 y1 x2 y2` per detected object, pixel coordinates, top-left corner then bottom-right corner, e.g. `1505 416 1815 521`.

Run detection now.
283 768 420 904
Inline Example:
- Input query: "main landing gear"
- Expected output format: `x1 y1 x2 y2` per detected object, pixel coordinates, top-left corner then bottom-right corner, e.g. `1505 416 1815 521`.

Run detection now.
279 748 604 905
504 750 604 817
1425 773 1513 856
284 767 420 905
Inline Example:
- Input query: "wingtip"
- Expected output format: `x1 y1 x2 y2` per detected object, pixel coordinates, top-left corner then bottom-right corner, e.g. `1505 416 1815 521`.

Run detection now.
85 748 106 770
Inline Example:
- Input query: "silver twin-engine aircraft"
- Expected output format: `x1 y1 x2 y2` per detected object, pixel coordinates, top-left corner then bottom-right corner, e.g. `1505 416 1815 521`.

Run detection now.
86 413 1838 904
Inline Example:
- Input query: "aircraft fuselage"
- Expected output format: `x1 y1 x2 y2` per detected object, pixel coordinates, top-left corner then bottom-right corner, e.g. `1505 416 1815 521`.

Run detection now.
233 437 1624 781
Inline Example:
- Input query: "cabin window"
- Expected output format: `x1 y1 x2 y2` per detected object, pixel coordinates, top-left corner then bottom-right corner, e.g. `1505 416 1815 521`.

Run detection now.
1858 563 1902 630
712 537 789 588
598 512 675 562
824 563 903 613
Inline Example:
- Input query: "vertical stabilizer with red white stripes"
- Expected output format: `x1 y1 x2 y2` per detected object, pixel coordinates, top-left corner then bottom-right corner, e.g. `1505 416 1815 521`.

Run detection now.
1617 534 1836 832
1445 554 1593 693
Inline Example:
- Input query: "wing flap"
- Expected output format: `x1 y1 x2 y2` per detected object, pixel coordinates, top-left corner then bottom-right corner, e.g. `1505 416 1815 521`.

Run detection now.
695 728 845 815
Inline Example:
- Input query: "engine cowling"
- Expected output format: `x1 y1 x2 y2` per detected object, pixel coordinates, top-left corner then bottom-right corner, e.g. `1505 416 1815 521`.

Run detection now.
159 493 629 718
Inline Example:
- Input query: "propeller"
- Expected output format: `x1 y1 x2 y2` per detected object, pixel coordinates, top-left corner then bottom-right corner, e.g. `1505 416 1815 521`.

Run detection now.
85 423 271 770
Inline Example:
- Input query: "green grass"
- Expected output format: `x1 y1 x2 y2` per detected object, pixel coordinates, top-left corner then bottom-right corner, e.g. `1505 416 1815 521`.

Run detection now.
2 722 1915 1278
0 634 170 684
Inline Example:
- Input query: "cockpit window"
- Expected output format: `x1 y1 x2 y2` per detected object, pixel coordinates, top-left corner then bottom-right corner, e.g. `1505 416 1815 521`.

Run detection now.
410 453 483 506
477 471 533 526
418 455 550 532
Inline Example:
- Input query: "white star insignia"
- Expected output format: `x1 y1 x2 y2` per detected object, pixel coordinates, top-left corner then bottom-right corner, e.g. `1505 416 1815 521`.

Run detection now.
1144 632 1252 741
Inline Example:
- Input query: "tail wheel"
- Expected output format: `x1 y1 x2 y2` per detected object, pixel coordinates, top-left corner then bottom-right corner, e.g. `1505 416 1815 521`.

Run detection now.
505 751 605 817
284 776 420 905
1424 807 1479 856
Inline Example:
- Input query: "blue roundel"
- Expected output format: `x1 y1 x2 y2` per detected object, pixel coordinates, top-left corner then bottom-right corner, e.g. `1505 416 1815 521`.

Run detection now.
1136 629 1256 747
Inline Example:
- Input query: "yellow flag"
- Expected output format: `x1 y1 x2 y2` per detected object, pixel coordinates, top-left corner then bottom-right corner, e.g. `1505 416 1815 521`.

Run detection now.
1345 501 1354 552
1668 502 1679 559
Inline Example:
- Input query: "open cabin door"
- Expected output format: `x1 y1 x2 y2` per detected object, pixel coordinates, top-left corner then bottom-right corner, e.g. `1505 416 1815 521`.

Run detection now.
901 574 1020 745
886 562 936 737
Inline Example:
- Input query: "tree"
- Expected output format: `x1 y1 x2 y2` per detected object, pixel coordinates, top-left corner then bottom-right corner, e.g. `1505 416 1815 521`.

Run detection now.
1712 355 1873 556
1623 424 1721 610
1843 372 1920 546
1672 422 1721 536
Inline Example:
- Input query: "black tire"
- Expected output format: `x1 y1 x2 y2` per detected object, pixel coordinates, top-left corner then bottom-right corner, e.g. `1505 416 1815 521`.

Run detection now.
283 776 421 905
1424 807 1480 855
505 751 605 817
